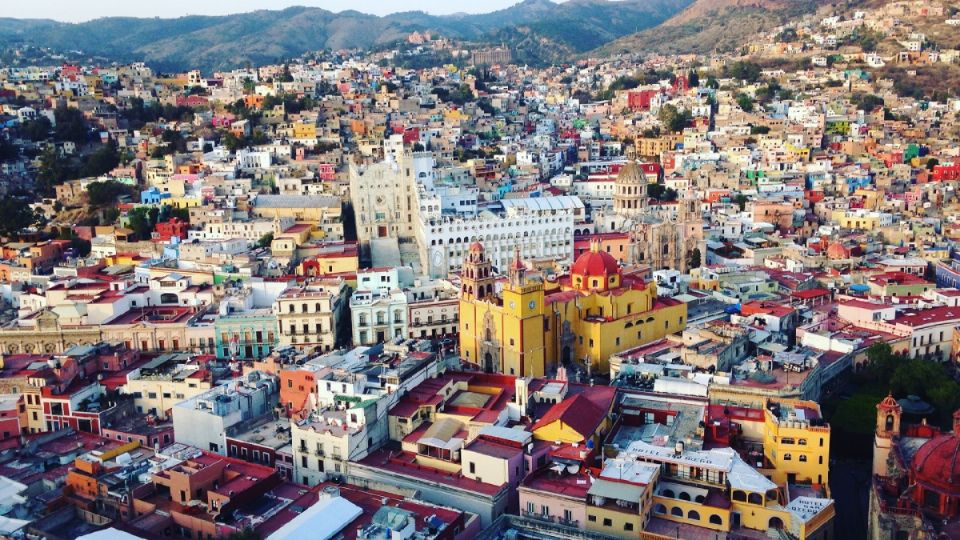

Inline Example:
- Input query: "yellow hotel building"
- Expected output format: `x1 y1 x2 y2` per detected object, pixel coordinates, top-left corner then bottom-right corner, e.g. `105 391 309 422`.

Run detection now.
459 239 687 376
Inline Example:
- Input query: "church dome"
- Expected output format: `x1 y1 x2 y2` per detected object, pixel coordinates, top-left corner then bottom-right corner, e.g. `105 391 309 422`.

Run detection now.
469 241 485 253
571 245 620 278
616 161 647 186
912 434 960 495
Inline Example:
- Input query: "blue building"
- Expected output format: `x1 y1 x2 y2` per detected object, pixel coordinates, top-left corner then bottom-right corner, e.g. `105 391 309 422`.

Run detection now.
141 187 172 205
213 308 280 360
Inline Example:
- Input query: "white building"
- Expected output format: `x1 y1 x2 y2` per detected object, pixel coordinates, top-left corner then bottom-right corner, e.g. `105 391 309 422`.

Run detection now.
418 196 582 277
171 372 278 454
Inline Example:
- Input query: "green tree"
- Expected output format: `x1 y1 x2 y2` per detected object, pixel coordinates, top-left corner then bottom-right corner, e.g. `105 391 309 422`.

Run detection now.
688 71 699 88
865 342 900 383
82 141 120 177
657 104 690 133
734 193 749 211
53 105 89 146
686 248 702 269
0 138 18 162
126 207 153 240
87 180 130 208
222 132 242 153
256 232 274 249
736 93 754 113
725 61 762 83
20 117 52 141
926 158 940 171
0 198 45 239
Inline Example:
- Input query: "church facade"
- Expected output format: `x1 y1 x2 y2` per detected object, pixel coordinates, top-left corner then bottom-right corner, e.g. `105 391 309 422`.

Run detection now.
598 157 705 273
458 240 687 377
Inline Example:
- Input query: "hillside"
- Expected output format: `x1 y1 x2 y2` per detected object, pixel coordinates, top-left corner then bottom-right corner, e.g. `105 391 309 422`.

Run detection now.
0 0 692 71
593 0 823 57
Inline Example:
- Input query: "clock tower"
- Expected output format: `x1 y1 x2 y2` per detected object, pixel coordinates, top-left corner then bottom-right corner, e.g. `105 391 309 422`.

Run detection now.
500 248 547 377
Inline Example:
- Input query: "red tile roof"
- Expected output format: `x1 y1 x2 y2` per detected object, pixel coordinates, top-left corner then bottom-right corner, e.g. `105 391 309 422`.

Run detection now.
531 394 604 439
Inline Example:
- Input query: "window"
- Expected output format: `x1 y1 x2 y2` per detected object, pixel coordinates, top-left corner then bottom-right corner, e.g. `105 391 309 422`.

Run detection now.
783 453 791 461
588 515 597 522
602 518 612 527
469 462 475 474
799 455 807 462
624 523 634 531
526 501 535 514
540 505 549 516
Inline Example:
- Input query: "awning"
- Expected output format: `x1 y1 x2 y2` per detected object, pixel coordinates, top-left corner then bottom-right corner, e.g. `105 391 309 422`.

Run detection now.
587 478 644 502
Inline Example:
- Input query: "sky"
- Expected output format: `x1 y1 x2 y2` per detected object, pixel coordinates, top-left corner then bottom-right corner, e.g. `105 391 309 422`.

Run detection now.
6 0 545 22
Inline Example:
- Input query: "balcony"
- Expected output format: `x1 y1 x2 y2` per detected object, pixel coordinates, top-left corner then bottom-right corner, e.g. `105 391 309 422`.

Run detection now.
314 449 325 458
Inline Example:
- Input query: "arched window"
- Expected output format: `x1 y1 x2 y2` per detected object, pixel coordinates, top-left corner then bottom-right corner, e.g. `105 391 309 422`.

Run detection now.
687 510 700 521
679 492 691 501
769 517 784 530
748 492 763 505
670 507 683 517
885 414 894 431
709 514 722 525
654 504 667 515
732 490 747 502
661 489 675 498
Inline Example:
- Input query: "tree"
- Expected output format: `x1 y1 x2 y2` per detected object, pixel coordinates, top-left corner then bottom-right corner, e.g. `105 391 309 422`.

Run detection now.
736 93 755 113
70 236 92 257
148 206 160 227
688 71 699 88
851 93 884 112
87 180 130 208
926 158 939 171
750 125 771 135
725 61 762 83
222 132 242 153
256 232 274 249
126 207 153 240
20 117 52 141
0 198 45 239
0 138 18 162
657 104 690 133
777 28 798 43
82 141 120 177
865 342 900 384
734 193 749 212
686 248 702 270
54 105 89 146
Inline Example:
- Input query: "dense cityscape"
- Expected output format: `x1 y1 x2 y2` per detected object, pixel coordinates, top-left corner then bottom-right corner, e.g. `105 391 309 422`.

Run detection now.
0 1 960 539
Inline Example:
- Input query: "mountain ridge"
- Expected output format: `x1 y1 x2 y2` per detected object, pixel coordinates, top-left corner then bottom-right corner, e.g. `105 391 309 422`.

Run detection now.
593 0 826 57
0 0 692 71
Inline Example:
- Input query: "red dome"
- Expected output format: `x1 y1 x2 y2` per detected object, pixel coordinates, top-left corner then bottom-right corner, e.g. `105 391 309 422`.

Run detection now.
571 249 620 278
912 434 960 495
469 241 485 253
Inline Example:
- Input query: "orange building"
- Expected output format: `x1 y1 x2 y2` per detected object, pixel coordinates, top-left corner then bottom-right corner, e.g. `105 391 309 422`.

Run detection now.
279 366 327 418
243 94 265 109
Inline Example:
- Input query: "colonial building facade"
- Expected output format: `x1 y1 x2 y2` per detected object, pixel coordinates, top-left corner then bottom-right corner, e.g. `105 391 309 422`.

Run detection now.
458 239 687 376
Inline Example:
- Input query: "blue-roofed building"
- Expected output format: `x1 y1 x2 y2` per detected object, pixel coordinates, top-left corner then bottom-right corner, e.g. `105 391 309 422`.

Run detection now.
141 187 172 205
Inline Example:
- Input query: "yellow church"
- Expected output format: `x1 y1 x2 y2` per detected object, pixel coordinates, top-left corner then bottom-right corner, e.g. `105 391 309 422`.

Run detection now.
458 238 687 376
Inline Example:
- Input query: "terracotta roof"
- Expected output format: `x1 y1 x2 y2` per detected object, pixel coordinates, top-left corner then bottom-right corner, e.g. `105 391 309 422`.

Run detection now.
532 393 604 439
